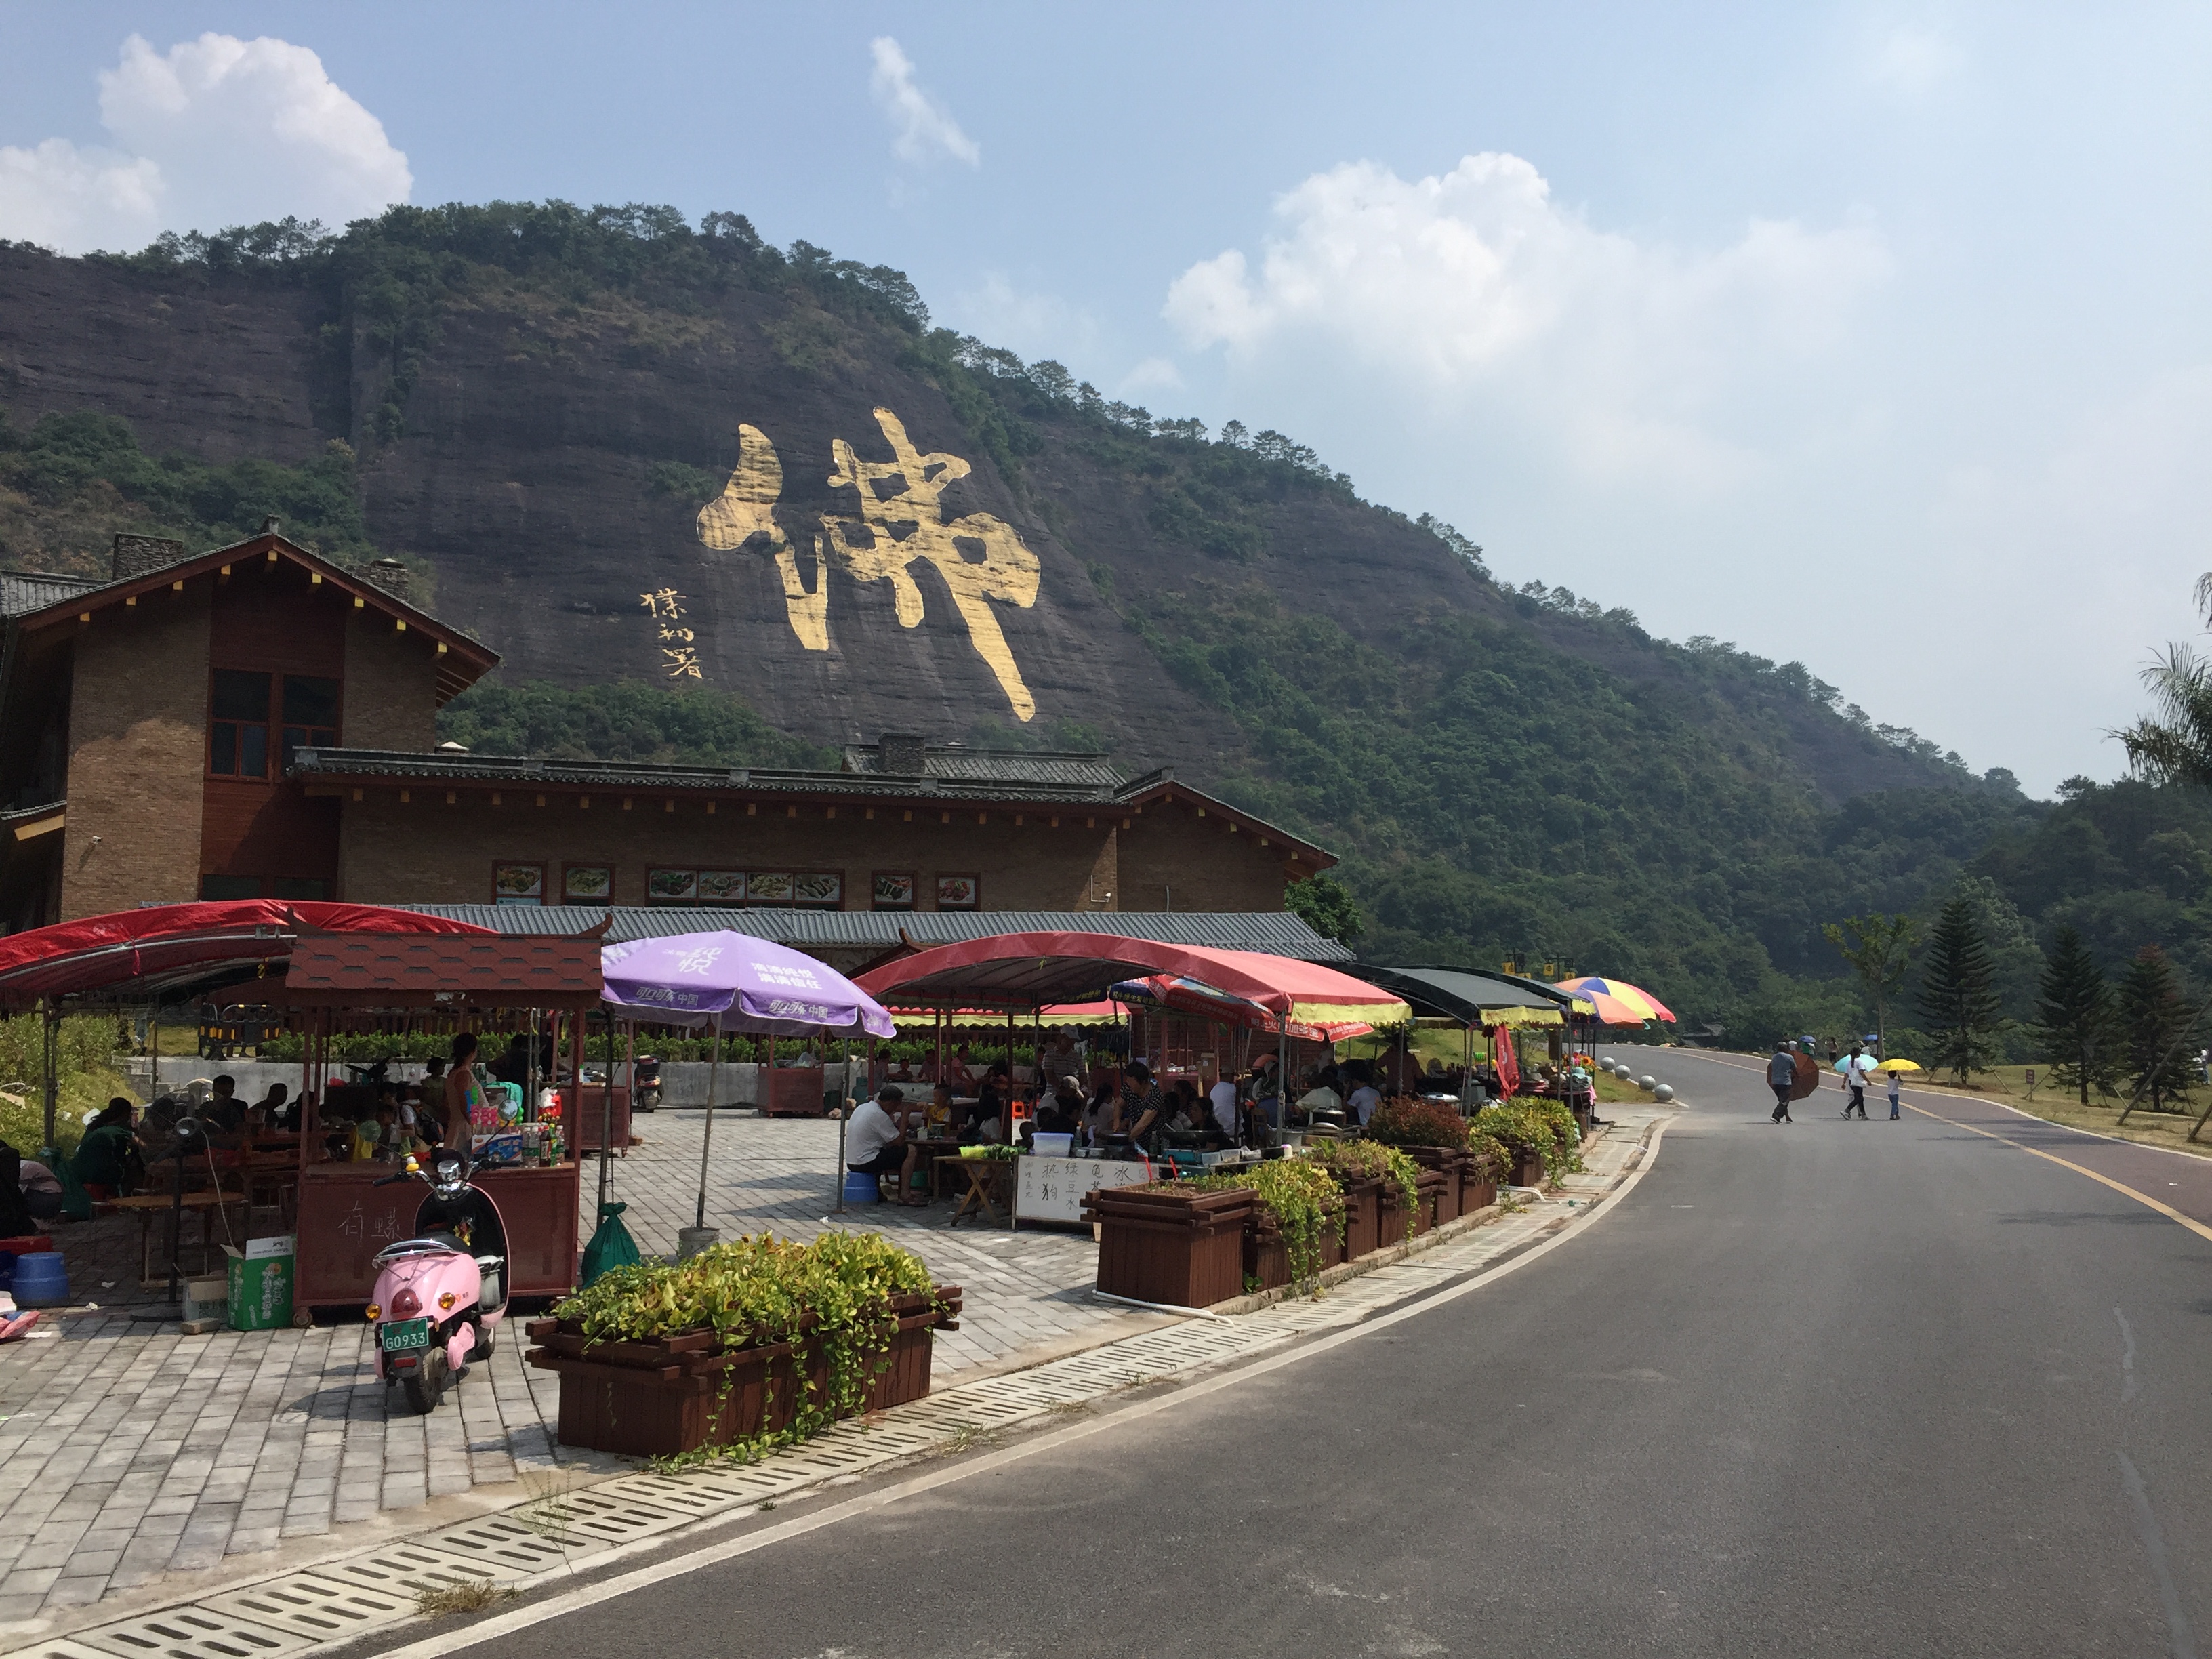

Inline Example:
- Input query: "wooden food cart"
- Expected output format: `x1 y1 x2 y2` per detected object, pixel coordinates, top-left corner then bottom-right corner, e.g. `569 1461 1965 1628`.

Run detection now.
273 932 602 1313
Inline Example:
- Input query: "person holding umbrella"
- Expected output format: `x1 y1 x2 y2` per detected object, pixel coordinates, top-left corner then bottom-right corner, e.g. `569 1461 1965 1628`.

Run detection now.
1838 1043 1875 1119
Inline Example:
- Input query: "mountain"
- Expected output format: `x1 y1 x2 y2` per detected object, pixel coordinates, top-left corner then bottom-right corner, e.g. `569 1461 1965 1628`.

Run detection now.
3 203 2155 1041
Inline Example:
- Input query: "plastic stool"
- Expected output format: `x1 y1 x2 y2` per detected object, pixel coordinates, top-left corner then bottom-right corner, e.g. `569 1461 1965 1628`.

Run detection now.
842 1170 881 1204
12 1251 68 1308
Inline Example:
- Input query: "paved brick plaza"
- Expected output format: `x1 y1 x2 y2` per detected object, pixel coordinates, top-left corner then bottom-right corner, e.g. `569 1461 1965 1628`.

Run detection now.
0 1111 1139 1618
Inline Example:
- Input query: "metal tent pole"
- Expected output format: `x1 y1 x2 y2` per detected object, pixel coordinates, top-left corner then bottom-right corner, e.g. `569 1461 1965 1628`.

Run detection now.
40 1002 58 1156
596 1005 617 1216
834 1034 851 1216
695 1024 721 1231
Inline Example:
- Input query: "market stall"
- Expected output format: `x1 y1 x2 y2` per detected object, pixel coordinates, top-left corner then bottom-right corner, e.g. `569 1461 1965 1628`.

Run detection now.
856 933 1412 1227
270 930 603 1310
600 930 896 1237
1353 966 1584 1102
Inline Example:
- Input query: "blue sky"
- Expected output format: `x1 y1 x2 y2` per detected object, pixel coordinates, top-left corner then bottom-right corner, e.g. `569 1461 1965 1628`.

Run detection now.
3 3 2209 794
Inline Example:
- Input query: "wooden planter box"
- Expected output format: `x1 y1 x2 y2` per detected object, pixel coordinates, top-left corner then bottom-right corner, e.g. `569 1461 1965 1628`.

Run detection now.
1510 1147 1547 1189
1336 1179 1383 1260
1377 1186 1410 1250
1460 1162 1499 1213
525 1286 962 1458
1086 1185 1255 1308
1242 1204 1349 1292
1414 1169 1449 1235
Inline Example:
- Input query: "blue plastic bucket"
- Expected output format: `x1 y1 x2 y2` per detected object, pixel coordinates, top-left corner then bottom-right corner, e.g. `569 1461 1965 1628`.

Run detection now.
842 1170 881 1204
12 1250 68 1308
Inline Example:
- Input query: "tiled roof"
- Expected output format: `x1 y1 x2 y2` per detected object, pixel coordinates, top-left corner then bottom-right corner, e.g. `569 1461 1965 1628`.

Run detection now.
398 905 1355 962
294 747 1141 807
281 934 602 1006
841 743 1126 789
1 570 105 619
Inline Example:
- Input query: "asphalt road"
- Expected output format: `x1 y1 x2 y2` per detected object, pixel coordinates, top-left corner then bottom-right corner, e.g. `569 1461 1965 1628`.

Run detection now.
430 1050 2212 1658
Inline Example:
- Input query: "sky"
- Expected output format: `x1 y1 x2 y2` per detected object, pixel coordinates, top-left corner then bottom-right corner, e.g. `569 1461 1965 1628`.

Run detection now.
2 3 2208 796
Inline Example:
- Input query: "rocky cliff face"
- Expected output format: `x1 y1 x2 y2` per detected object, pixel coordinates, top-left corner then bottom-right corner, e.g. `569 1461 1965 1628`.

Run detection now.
0 237 1976 808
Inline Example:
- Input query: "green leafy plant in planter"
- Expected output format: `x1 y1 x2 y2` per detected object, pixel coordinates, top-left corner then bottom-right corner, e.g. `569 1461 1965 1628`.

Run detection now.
1306 1139 1421 1218
1465 1127 1510 1181
1365 1097 1469 1149
1172 1161 1347 1285
554 1230 937 1459
1477 1102 1584 1182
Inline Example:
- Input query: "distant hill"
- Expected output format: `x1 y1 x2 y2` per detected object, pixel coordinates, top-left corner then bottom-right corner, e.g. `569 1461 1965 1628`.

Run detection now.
6 204 2156 1042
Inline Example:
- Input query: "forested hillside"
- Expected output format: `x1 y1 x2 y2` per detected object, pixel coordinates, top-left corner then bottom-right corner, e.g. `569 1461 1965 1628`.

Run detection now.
0 203 2189 1046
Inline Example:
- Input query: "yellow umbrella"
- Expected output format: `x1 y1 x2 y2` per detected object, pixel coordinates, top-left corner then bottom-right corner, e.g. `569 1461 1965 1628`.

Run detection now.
1874 1058 1921 1073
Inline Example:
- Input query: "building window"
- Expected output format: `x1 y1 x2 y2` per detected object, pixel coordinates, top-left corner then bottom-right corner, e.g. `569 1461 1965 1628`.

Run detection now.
200 874 262 901
936 874 980 909
272 876 330 901
209 670 272 778
872 872 916 910
279 675 340 766
492 862 545 905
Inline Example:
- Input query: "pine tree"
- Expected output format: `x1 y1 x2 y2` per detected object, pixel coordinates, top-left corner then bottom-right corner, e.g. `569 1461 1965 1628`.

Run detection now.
2032 926 2120 1105
1918 895 2004 1085
2117 946 2199 1115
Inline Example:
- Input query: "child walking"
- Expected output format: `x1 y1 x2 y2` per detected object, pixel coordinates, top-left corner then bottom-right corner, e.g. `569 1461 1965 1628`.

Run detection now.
1887 1068 1902 1120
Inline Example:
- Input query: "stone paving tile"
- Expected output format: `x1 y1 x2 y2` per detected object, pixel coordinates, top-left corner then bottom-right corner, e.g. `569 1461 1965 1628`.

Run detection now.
1 1107 1677 1629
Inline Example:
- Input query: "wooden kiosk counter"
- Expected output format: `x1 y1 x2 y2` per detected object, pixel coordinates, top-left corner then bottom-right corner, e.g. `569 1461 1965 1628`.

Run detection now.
272 930 603 1311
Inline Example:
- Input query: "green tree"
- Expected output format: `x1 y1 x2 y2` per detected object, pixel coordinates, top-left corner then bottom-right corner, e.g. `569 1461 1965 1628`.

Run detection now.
1820 912 1918 1052
2116 946 2198 1116
2116 574 2212 788
2031 926 2120 1105
1918 895 2004 1084
1287 873 1364 947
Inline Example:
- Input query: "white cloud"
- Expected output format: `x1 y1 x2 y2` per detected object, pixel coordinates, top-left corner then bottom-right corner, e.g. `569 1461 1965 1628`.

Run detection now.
868 37 979 168
1120 356 1183 396
1165 153 1890 493
0 33 409 255
1870 24 1960 96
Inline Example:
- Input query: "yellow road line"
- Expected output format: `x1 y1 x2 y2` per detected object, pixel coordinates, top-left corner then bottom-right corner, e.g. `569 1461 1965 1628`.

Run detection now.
1684 1050 2212 1246
1900 1101 2212 1246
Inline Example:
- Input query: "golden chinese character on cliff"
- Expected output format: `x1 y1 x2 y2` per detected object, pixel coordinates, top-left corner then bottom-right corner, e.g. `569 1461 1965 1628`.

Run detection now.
693 407 1041 720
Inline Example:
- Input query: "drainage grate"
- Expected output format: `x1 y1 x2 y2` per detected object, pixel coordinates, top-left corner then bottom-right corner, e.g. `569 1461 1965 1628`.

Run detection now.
321 1540 523 1591
537 1487 695 1547
596 1471 749 1522
7 1643 121 1659
202 1576 415 1642
414 1513 610 1576
75 1607 307 1659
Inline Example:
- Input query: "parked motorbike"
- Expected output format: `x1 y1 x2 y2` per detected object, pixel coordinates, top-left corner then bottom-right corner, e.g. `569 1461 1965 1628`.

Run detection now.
367 1152 509 1415
633 1054 662 1113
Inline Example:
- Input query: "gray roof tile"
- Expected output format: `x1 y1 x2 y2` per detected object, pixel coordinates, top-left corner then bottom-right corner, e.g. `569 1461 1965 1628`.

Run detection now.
2 570 104 619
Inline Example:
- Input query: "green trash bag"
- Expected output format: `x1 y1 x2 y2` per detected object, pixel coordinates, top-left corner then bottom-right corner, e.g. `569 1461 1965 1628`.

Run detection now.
579 1200 640 1288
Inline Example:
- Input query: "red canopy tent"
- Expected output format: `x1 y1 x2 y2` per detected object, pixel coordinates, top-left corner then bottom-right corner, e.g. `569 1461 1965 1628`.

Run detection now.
0 901 493 1009
856 931 1408 1109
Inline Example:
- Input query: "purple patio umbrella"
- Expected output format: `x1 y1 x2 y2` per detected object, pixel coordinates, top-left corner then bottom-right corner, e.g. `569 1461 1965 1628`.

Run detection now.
600 933 896 1239
601 932 896 1038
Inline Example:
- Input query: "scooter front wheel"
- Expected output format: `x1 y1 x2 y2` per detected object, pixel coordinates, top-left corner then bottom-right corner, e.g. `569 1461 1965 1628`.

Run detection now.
401 1349 447 1415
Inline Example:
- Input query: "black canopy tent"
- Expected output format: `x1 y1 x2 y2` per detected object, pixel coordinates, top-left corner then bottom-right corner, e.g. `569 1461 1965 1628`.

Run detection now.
1354 966 1580 1102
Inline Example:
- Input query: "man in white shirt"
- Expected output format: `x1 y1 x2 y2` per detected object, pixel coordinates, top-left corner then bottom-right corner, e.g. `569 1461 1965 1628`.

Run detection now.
846 1086 922 1204
1208 1075 1240 1136
1839 1045 1875 1120
1347 1078 1382 1126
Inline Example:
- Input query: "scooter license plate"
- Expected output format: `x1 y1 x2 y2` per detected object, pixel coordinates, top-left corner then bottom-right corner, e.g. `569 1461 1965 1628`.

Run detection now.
380 1317 431 1353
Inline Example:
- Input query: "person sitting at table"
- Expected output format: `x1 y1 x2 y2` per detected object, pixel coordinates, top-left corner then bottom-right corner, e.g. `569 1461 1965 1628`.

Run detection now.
1030 1082 1084 1141
199 1076 249 1150
73 1100 140 1200
1344 1063 1382 1127
847 1085 924 1206
16 1153 63 1221
249 1082 290 1133
960 1066 1010 1143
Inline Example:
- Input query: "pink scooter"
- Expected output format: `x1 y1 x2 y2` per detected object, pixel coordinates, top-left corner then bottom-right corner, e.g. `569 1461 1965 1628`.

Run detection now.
368 1152 509 1415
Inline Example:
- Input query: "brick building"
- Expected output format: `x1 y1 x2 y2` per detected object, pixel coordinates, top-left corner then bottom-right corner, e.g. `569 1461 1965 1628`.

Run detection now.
1 533 1333 933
